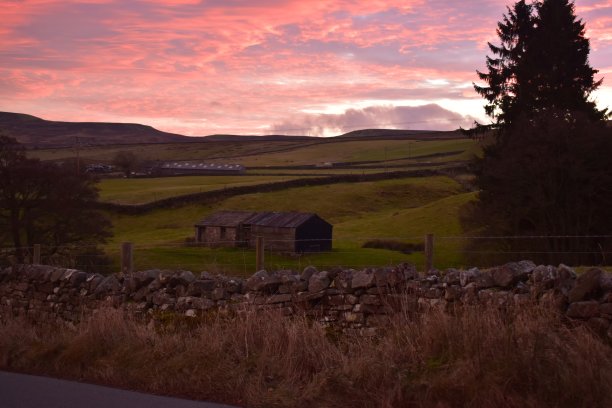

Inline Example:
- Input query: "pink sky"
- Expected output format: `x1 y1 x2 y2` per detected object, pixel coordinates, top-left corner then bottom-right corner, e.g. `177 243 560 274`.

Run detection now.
1 0 610 136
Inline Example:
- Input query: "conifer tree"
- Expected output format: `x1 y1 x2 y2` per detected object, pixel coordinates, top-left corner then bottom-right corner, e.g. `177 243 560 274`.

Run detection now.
465 0 611 265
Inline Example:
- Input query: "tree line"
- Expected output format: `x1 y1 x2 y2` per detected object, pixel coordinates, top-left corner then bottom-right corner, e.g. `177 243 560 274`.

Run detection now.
0 135 111 270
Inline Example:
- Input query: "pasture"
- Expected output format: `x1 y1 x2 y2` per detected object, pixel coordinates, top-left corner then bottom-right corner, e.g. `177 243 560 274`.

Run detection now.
33 133 482 275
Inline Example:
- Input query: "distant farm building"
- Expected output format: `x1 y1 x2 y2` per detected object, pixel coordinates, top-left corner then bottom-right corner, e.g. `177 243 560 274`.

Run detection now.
150 161 245 176
194 211 332 253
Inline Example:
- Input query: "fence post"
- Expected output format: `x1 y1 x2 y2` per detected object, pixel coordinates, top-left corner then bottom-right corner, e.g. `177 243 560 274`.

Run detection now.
33 244 41 265
121 242 133 275
424 234 434 272
255 236 264 271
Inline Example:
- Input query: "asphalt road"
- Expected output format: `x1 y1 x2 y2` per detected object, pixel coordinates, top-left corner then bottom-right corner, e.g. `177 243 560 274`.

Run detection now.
0 371 240 408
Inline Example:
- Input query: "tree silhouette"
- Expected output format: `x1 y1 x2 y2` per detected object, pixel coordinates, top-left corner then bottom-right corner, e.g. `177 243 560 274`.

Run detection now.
0 135 111 265
465 0 611 265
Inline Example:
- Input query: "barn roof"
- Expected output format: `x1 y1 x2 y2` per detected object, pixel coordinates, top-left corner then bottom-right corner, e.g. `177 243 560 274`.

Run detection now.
196 211 329 228
244 212 322 228
195 211 257 227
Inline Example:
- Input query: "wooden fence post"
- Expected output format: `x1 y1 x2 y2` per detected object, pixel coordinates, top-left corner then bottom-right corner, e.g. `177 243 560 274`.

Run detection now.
33 244 41 265
256 236 264 271
425 234 434 272
121 242 133 275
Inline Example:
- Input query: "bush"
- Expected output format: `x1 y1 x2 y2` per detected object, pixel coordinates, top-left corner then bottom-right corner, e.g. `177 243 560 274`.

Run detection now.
362 239 424 254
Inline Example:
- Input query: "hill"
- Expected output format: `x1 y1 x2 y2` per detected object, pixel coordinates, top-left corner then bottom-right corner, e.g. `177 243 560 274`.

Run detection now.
1 111 467 147
0 111 192 147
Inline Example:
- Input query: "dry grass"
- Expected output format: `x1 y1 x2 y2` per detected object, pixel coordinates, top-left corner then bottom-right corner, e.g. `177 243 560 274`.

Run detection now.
1 303 611 408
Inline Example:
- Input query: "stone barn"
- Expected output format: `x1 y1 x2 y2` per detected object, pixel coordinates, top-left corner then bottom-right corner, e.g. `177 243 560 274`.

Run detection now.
194 211 333 253
194 211 255 247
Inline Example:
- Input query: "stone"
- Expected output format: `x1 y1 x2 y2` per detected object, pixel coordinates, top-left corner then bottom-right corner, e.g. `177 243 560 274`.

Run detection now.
599 272 612 291
568 268 602 303
266 294 292 304
353 303 379 314
360 294 381 305
343 312 364 323
301 266 318 282
225 279 243 294
175 270 196 285
94 275 121 296
566 301 599 319
444 285 463 301
211 287 226 301
69 271 89 287
50 268 66 283
398 263 418 280
308 271 331 293
245 270 281 293
333 269 353 291
188 279 216 296
443 269 461 285
295 291 324 302
459 268 480 287
351 269 375 289
489 261 532 288
599 303 612 316
185 309 197 317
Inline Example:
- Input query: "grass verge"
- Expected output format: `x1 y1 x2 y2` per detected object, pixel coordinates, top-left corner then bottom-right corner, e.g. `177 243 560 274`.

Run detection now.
1 303 611 408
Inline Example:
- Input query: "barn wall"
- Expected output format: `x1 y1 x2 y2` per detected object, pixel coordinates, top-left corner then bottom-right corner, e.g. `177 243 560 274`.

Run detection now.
196 226 239 247
249 226 296 253
295 217 333 252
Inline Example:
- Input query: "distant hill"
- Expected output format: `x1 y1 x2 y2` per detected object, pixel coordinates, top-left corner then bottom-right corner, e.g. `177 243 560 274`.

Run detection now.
0 111 464 147
204 134 317 142
338 128 461 139
0 112 192 147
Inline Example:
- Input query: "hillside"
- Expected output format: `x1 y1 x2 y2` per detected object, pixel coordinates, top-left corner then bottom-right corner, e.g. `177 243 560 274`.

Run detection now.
0 112 192 147
1 111 466 148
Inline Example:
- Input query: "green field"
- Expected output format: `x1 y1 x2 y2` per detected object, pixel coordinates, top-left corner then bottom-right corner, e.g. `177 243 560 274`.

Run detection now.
30 134 484 276
105 176 474 275
31 137 478 167
98 175 303 204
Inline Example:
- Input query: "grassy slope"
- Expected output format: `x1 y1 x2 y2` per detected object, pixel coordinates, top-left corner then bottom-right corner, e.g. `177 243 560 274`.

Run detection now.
31 138 477 167
106 176 473 275
98 175 302 204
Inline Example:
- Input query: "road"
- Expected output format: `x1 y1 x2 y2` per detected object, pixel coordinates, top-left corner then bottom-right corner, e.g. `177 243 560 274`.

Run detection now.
0 371 240 408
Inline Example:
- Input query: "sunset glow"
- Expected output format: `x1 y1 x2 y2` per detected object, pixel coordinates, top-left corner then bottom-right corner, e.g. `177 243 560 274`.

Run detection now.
1 0 611 136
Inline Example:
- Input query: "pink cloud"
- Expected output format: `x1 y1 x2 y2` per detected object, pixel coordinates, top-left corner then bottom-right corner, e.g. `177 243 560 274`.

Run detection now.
0 0 609 135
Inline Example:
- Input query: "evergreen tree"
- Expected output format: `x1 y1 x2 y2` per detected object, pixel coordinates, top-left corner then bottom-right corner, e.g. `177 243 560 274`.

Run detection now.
474 0 534 129
473 0 606 131
528 0 605 121
465 0 611 265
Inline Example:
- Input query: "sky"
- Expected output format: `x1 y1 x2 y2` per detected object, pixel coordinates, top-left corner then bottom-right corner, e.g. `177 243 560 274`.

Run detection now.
1 0 611 137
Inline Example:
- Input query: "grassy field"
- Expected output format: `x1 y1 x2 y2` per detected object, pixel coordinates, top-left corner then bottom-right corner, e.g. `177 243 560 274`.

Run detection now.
31 137 478 167
98 175 303 204
104 176 473 275
28 134 485 275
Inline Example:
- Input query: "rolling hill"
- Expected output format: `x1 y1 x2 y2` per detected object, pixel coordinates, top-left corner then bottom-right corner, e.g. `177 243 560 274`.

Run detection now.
1 111 465 148
0 111 192 147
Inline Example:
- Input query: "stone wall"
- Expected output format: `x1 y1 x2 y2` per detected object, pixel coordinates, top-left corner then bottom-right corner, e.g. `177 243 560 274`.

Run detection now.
1 262 612 337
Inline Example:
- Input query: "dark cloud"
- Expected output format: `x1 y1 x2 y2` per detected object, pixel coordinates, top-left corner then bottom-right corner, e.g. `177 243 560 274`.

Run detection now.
270 104 477 136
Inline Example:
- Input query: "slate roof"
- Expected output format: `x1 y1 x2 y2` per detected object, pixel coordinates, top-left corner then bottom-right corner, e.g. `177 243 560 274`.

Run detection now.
195 211 257 227
196 211 328 228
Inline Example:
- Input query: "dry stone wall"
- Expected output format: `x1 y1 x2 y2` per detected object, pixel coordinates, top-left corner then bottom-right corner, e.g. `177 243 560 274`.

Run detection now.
1 262 612 337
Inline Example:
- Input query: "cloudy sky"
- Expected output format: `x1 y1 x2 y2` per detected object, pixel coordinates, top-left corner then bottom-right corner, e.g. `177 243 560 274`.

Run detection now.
1 0 611 136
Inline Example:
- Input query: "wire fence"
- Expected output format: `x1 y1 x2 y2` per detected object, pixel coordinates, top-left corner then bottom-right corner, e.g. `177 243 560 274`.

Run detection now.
1 234 611 277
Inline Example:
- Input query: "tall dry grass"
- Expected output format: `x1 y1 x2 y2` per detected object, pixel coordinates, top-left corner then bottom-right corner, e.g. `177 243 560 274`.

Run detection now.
1 302 611 408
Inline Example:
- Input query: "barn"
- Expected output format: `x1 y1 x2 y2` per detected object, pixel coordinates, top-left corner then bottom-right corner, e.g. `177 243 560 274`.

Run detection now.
194 211 332 253
150 161 245 176
194 211 255 247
